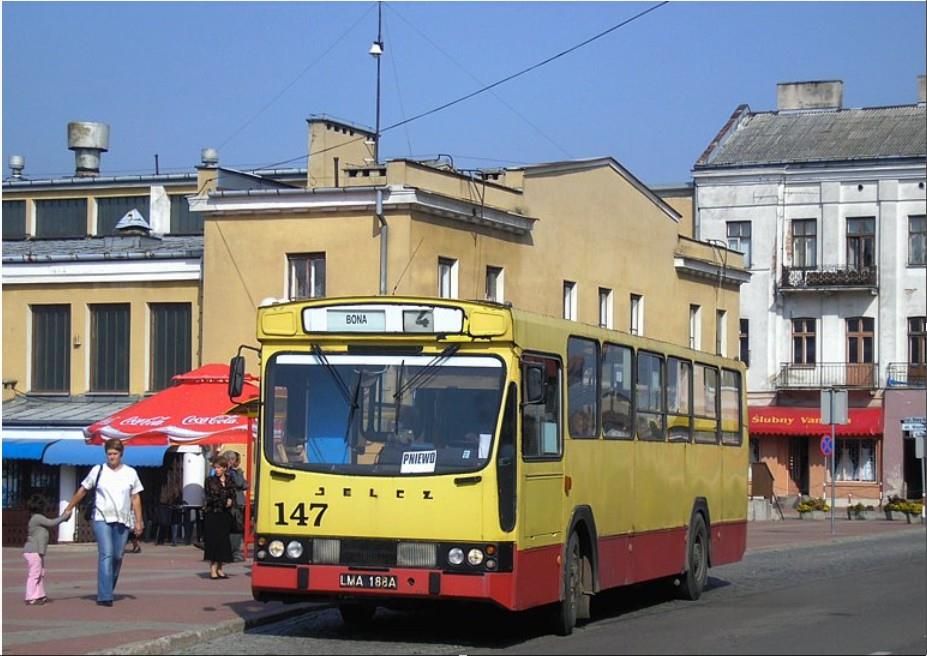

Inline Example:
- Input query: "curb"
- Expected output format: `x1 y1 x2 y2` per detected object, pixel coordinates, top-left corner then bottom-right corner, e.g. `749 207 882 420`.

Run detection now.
90 603 332 655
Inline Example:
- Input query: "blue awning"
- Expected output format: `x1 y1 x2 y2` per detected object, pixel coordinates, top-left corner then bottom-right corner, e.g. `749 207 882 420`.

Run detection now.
43 441 169 468
2 439 59 461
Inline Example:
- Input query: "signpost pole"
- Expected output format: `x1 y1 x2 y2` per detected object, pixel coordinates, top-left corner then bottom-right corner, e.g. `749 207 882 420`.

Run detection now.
830 420 836 535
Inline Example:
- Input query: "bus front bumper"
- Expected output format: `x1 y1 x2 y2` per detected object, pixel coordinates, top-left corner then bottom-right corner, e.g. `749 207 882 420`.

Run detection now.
252 562 518 610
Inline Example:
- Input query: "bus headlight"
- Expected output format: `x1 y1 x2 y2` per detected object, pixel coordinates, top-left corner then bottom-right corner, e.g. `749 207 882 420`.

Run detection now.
467 548 484 566
286 541 304 559
448 548 465 566
268 540 285 558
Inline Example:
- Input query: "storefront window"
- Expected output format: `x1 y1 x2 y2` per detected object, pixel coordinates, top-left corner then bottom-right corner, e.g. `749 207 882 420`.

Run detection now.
835 438 876 482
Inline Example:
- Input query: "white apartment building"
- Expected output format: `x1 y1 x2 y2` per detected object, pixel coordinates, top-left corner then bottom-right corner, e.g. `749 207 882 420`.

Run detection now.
692 78 926 504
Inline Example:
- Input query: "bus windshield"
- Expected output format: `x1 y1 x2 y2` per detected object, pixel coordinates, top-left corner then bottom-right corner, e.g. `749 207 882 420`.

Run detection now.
264 353 506 476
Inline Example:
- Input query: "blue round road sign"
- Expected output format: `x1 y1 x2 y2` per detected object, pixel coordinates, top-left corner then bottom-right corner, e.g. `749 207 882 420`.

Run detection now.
820 434 834 457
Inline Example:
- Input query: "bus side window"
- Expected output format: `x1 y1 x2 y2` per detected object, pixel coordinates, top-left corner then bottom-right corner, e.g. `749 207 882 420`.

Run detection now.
522 355 562 459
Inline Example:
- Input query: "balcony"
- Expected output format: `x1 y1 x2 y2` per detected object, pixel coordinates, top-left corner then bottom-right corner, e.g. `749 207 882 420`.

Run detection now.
776 362 879 389
780 266 877 291
886 362 927 388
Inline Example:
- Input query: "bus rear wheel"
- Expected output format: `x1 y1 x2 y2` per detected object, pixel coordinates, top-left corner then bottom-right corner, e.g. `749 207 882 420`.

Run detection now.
339 601 377 626
553 532 583 636
677 513 708 601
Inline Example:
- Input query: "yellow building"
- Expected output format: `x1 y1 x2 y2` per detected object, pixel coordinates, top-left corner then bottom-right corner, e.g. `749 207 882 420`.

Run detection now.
194 117 748 372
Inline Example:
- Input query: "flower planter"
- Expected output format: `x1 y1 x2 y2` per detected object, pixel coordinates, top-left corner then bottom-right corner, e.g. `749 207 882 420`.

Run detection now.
858 510 877 520
800 510 827 520
884 509 911 522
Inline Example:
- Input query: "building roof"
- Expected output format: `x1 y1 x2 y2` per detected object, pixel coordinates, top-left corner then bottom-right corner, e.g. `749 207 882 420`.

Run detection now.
696 104 927 169
2 395 142 427
2 235 203 263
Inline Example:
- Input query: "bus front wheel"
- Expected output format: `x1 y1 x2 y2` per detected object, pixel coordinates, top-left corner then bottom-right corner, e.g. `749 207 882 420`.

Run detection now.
553 531 583 636
677 513 708 601
339 601 377 626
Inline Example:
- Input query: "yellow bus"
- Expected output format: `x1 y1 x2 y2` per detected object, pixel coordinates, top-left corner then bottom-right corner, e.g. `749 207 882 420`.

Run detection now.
230 296 747 634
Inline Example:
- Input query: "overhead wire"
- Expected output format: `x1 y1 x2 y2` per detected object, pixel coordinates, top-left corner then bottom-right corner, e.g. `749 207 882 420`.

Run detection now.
382 12 414 156
384 2 573 159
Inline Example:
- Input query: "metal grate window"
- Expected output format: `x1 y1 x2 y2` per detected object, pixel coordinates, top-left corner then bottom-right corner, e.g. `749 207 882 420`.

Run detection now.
34 198 87 238
96 196 149 235
2 200 27 240
150 303 192 391
91 304 130 393
170 195 203 234
31 305 70 393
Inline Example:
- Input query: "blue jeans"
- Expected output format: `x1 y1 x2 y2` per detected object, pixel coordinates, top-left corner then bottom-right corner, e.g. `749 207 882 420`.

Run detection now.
92 521 130 602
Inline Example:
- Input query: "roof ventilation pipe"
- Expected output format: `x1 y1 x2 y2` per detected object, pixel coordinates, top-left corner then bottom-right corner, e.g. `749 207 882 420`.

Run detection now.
67 121 110 177
8 155 25 179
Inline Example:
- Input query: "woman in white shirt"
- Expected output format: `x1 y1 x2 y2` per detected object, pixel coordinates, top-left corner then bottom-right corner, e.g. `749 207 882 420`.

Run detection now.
64 438 144 607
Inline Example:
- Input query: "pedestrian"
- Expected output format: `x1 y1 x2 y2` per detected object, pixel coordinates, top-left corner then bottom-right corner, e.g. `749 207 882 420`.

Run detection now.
63 438 144 607
203 454 236 579
225 450 249 562
23 494 72 605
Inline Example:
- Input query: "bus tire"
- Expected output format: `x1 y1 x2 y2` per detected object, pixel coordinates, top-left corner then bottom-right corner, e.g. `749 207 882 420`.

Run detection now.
339 601 377 626
677 513 708 601
553 531 583 636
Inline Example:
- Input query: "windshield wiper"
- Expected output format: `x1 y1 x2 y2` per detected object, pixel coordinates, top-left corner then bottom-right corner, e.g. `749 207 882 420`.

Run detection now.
311 345 352 405
393 360 406 435
392 344 461 400
343 372 364 455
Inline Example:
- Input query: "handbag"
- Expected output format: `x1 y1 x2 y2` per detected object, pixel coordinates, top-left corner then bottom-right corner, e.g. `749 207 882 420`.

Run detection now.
82 465 103 522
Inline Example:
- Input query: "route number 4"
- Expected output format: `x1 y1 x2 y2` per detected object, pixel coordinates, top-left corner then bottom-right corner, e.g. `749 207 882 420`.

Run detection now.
274 502 328 527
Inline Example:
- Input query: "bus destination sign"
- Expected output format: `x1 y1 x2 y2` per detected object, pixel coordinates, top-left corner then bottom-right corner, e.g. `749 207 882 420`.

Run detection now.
327 309 386 332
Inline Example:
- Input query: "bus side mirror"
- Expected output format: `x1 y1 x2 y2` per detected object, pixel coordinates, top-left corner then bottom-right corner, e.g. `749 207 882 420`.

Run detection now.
523 364 545 405
228 356 245 400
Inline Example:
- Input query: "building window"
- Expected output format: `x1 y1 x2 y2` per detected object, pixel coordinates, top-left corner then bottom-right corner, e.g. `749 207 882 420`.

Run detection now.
739 318 750 366
567 337 598 438
846 317 874 364
170 195 203 234
437 257 458 299
908 317 926 365
563 281 577 321
2 200 27 240
630 294 643 335
31 305 70 393
149 303 192 391
716 310 727 357
791 219 817 269
598 288 613 329
909 215 926 266
846 217 875 270
792 318 816 365
726 221 751 268
288 253 326 300
485 266 503 302
689 305 701 350
34 198 87 239
96 195 149 235
835 438 876 482
90 304 130 393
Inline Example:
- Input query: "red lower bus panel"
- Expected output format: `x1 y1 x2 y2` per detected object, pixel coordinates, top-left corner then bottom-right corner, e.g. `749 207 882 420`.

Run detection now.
511 544 562 609
709 520 747 566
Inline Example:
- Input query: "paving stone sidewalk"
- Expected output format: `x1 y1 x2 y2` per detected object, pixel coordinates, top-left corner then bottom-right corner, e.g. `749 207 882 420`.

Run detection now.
2 517 923 655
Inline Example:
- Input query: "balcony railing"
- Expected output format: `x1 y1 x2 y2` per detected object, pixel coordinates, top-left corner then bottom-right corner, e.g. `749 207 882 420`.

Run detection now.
776 362 879 389
886 362 927 388
780 266 877 291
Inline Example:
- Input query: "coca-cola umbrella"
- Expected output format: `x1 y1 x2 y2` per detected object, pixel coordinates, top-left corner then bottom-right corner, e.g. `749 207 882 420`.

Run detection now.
84 364 259 446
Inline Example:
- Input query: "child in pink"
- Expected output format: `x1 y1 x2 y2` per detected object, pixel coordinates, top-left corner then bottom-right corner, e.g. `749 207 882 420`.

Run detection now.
23 494 71 605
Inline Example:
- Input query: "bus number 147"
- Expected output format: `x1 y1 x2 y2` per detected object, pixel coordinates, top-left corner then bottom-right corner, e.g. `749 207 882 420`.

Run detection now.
274 502 328 527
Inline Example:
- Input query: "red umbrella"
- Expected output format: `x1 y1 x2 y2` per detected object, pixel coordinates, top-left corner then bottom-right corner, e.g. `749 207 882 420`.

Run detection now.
84 364 259 446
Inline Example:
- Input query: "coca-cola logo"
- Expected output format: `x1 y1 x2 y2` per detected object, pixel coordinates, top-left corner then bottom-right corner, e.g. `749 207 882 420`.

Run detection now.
120 416 170 427
181 415 239 426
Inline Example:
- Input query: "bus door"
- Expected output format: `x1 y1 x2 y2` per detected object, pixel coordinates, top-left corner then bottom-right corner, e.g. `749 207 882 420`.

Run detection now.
520 354 565 544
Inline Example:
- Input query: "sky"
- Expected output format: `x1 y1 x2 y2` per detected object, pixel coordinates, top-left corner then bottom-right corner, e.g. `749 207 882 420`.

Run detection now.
2 1 925 185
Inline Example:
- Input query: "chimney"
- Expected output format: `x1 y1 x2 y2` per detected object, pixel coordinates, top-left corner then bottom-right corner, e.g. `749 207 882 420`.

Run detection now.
918 75 925 105
196 147 219 196
68 122 110 176
777 80 843 111
8 155 25 179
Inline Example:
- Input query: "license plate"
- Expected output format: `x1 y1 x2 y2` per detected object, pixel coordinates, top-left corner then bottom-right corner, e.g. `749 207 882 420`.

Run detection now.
338 573 398 590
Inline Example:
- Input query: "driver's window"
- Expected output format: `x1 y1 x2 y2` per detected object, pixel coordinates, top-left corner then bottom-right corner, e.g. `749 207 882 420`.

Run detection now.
522 354 562 459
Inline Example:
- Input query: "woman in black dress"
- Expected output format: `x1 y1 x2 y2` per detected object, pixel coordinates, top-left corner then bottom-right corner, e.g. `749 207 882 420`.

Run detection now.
203 455 236 579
